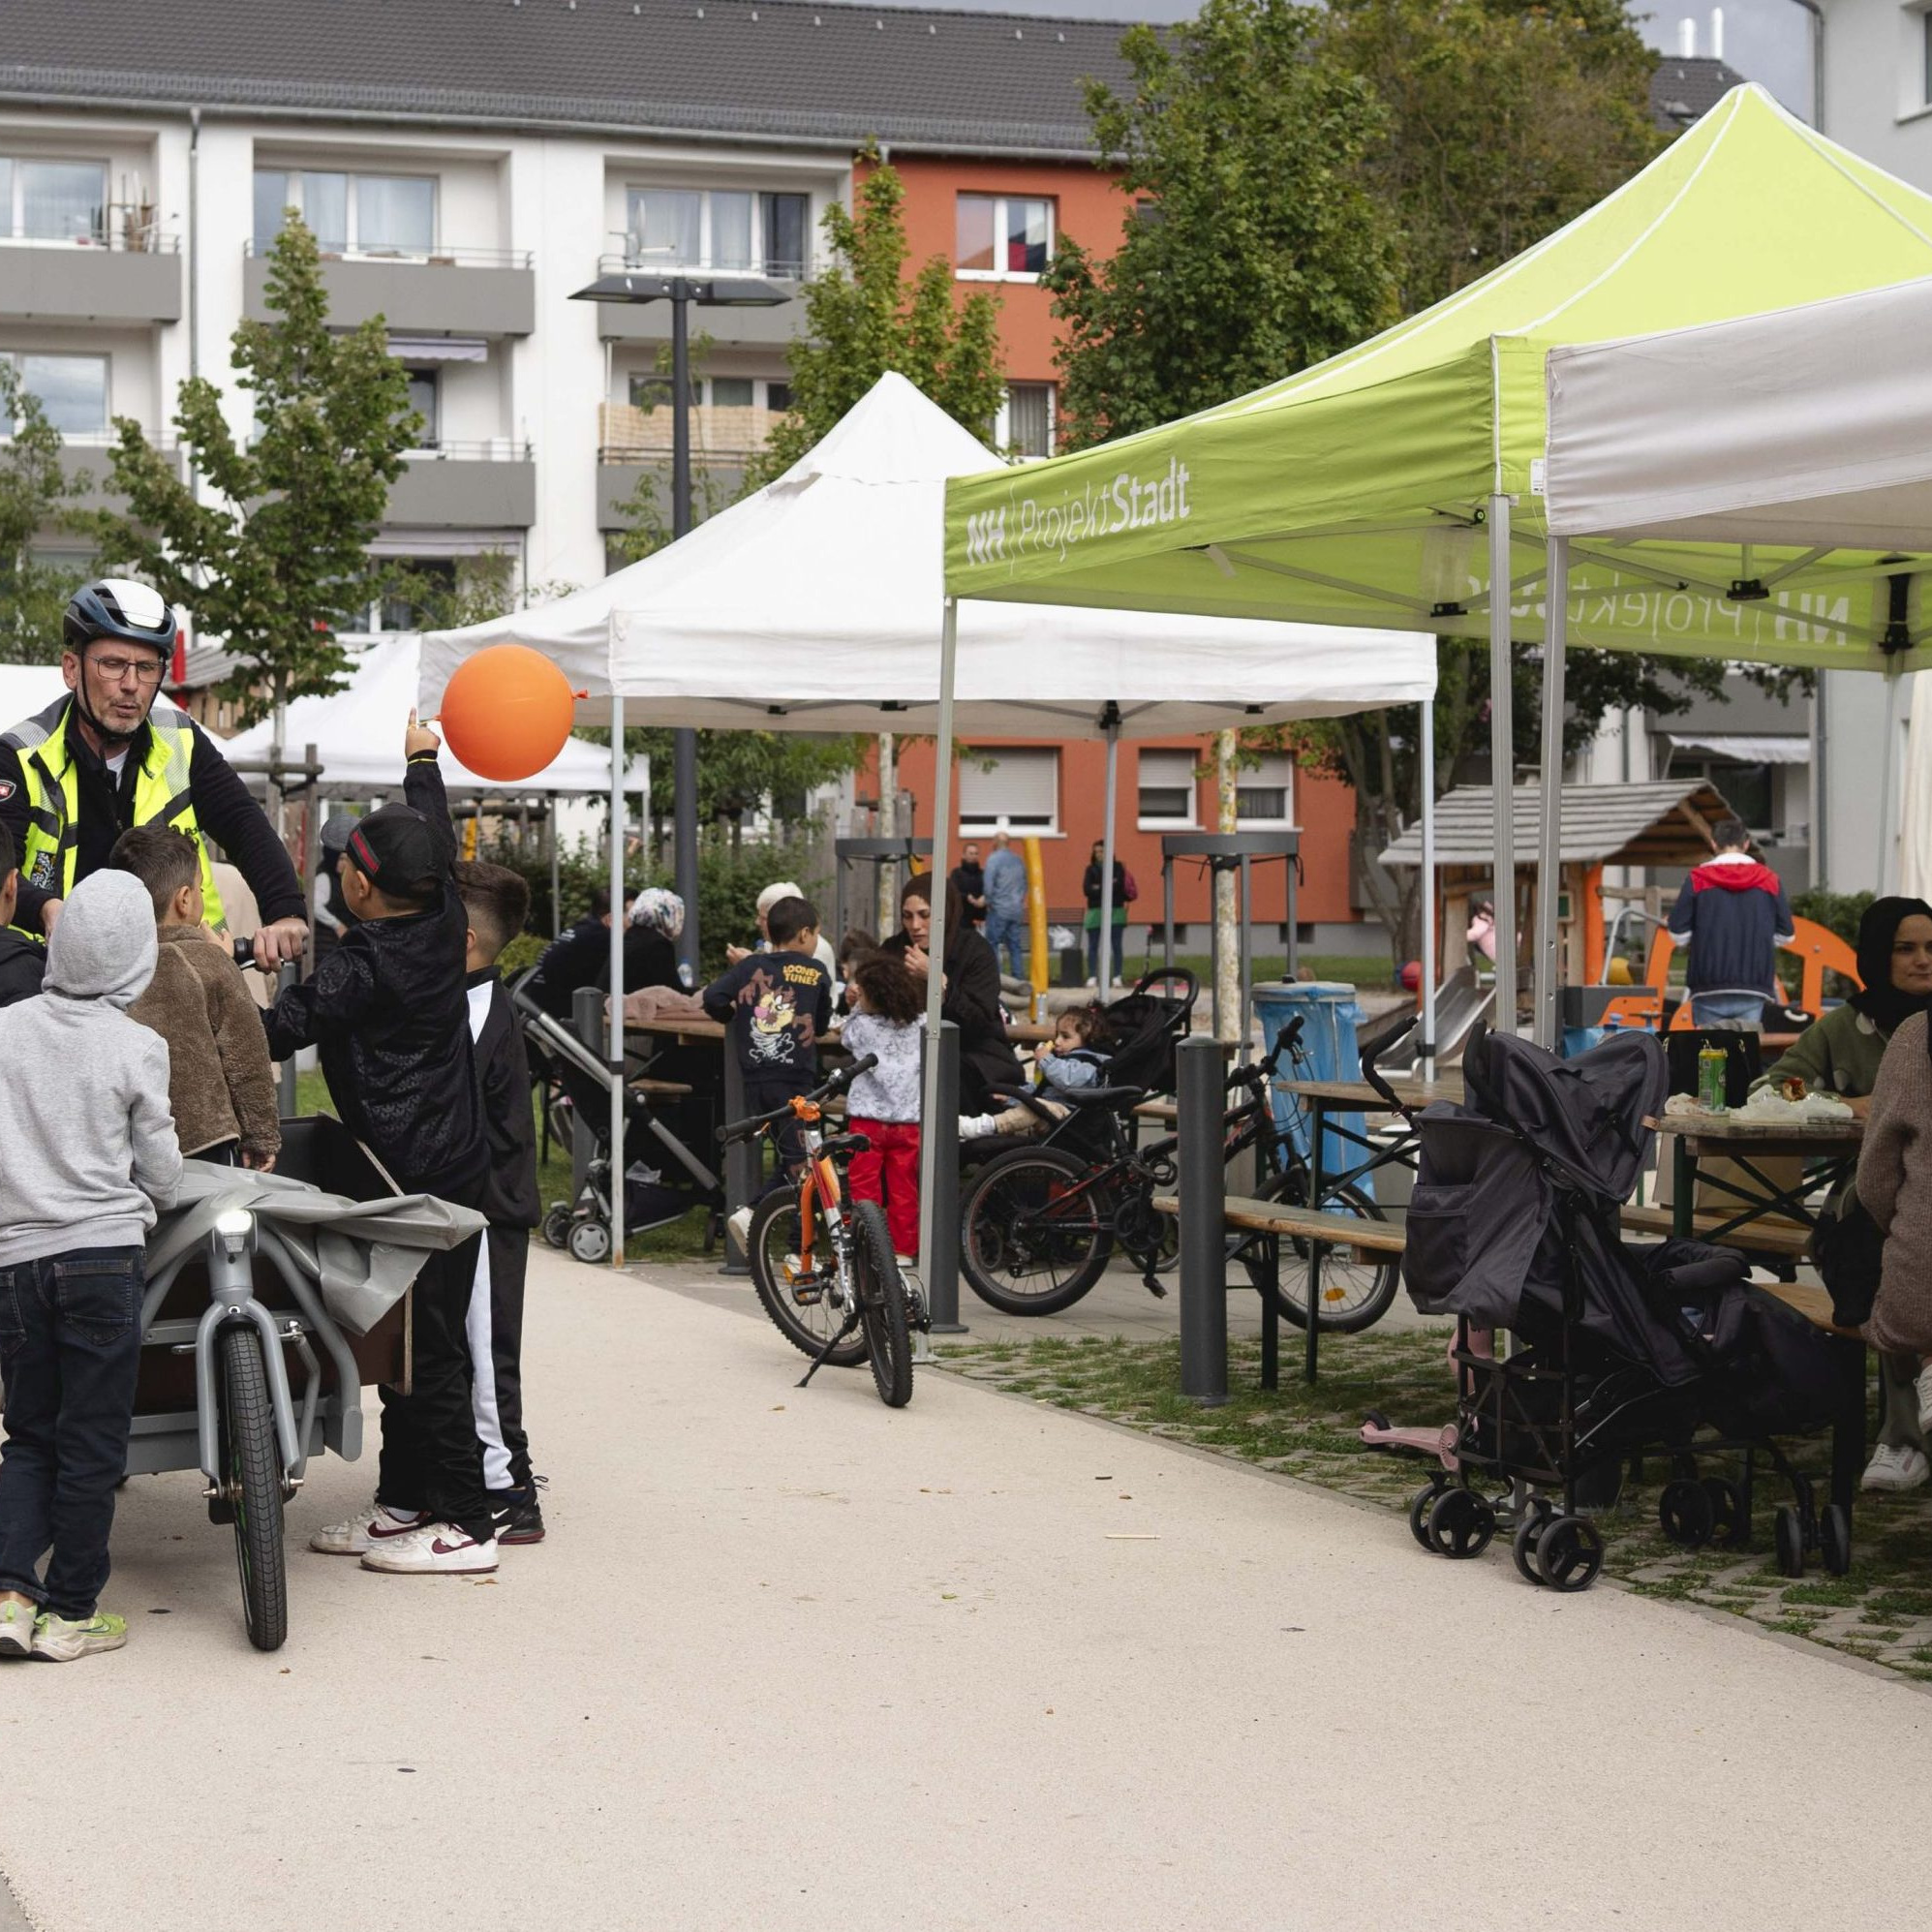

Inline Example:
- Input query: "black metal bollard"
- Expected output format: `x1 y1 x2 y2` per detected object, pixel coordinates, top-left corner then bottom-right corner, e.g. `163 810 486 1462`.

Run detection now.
721 1039 756 1272
1178 1032 1229 1405
571 985 603 1205
925 1021 965 1333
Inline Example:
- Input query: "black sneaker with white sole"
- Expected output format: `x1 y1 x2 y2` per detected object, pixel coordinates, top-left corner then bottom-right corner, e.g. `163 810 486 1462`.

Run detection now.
491 1486 546 1545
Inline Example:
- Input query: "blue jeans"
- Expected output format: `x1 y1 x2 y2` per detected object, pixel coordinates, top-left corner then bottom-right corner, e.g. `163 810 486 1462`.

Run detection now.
0 1245 145 1620
984 911 1027 979
1086 921 1124 983
1691 991 1765 1031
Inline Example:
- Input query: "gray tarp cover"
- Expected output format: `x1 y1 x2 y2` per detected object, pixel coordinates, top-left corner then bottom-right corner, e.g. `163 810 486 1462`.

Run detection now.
147 1160 487 1336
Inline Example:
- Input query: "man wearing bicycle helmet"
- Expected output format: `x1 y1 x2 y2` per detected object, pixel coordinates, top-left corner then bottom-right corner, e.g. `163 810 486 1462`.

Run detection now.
0 580 305 967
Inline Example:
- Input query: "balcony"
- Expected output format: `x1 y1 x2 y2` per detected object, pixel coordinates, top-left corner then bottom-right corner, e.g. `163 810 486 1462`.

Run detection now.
0 230 181 325
386 441 537 530
596 403 766 532
243 242 535 339
48 441 184 511
587 253 806 350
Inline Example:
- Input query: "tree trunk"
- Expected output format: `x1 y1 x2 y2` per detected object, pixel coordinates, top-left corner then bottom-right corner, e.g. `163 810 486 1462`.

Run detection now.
875 730 898 935
1214 728 1240 1044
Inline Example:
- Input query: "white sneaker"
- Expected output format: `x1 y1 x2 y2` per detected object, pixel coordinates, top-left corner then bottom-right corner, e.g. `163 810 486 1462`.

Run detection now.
1918 1364 1932 1436
958 1114 999 1140
727 1205 754 1253
1861 1443 1930 1491
0 1599 36 1659
309 1502 426 1555
358 1521 500 1575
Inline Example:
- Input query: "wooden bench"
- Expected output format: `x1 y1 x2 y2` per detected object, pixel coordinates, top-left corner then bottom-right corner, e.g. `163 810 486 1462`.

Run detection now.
1755 1275 1865 1341
628 1076 694 1098
1619 1202 1812 1259
1153 1192 1408 1266
1135 1099 1180 1124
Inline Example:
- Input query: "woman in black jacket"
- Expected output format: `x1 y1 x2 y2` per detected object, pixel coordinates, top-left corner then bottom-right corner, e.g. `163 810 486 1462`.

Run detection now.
1082 841 1129 987
603 886 685 997
880 873 1022 1112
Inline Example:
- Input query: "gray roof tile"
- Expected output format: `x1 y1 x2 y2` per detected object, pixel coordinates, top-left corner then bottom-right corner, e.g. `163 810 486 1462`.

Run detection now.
1649 55 1748 131
0 0 1135 156
1379 781 1740 871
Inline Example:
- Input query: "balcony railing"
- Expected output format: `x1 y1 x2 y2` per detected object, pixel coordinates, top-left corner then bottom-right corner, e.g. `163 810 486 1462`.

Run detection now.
598 403 775 464
596 250 814 283
1 217 178 254
404 438 534 462
242 239 533 269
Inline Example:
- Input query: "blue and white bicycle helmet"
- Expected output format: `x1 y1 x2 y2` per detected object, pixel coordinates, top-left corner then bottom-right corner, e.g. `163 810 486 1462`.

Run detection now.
62 577 178 656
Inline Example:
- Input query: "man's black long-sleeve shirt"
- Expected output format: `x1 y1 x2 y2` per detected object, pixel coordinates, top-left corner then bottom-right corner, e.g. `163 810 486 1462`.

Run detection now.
0 698 304 933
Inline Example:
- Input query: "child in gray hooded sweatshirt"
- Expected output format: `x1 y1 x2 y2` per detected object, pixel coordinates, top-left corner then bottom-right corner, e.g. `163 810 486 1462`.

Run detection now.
0 870 182 1662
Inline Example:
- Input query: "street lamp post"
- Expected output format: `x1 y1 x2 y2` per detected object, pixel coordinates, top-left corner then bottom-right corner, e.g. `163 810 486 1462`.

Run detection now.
571 264 789 977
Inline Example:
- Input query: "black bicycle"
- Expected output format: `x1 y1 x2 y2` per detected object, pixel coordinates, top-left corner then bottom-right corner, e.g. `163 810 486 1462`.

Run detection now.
959 1019 1399 1331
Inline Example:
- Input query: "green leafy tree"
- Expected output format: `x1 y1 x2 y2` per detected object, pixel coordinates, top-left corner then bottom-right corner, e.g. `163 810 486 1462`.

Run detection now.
93 214 417 730
747 151 1007 485
1044 0 1402 447
0 363 91 663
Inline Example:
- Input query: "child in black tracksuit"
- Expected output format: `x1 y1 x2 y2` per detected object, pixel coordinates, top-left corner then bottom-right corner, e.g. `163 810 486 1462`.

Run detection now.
452 859 544 1546
262 715 500 1575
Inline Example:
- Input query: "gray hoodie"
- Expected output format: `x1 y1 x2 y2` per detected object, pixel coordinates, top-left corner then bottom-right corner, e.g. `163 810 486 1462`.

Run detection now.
0 870 182 1269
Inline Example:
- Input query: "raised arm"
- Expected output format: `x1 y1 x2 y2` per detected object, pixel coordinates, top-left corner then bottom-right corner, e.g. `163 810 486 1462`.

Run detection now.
401 712 457 878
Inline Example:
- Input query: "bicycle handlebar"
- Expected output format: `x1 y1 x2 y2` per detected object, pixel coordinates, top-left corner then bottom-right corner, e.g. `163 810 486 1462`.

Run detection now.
717 1054 878 1147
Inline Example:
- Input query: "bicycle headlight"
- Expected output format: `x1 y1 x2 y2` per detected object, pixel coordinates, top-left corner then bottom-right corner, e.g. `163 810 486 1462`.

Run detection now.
213 1208 256 1258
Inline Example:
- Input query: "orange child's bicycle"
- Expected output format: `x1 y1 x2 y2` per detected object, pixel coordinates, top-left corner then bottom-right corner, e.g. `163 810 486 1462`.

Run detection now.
719 1057 926 1407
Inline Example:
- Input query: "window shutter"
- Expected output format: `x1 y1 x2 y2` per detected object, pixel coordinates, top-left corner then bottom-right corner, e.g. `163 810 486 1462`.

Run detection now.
959 748 1058 827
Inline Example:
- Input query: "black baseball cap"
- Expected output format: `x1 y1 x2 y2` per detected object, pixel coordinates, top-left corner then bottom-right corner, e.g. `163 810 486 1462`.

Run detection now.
320 812 360 856
344 803 439 893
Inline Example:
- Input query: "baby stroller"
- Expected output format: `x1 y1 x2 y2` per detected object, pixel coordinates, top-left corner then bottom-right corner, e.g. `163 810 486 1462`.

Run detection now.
514 986 723 1264
1372 1024 1865 1591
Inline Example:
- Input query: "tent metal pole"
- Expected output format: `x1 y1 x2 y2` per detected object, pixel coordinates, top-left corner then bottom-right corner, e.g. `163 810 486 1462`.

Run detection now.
1879 665 1905 896
548 791 561 935
608 690 627 1268
1099 707 1120 997
1487 494 1518 1034
1533 537 1569 1051
917 598 961 1309
1420 697 1436 1084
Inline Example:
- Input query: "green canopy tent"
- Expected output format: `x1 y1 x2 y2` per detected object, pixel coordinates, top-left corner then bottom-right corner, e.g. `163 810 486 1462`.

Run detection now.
942 83 1932 1042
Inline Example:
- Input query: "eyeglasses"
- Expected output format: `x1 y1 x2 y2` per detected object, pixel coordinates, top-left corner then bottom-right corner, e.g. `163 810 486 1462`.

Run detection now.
86 653 168 686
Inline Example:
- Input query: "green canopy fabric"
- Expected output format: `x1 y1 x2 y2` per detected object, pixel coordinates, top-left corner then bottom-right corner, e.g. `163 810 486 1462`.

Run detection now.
945 84 1932 675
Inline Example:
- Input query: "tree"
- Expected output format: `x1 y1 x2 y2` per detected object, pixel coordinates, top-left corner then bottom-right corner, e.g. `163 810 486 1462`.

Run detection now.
93 215 417 731
1043 0 1402 447
1323 0 1663 315
0 363 91 663
746 151 1007 485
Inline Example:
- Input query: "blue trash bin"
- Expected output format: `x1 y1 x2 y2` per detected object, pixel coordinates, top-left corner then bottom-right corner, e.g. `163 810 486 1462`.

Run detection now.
1252 983 1370 1201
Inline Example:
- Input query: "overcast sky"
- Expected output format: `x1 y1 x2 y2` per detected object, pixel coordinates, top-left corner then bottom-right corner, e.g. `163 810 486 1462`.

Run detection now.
841 0 1816 120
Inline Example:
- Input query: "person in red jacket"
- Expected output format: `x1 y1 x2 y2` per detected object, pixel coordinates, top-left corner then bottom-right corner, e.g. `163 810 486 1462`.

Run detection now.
1667 817 1794 1031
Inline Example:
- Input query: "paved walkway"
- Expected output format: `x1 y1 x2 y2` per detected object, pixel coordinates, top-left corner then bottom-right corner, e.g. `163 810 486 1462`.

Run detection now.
2 1249 1926 1932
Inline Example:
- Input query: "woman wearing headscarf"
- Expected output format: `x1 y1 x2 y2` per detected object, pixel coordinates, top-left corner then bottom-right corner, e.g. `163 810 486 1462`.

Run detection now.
1762 896 1932 1489
879 872 1023 1113
610 887 686 996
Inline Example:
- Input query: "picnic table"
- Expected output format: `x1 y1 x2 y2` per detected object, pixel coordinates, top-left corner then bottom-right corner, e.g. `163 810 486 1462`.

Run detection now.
1645 1106 1863 1251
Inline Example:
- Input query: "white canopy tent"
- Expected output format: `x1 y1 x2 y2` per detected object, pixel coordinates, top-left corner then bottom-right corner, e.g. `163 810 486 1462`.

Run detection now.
422 373 1438 1269
1538 276 1932 1034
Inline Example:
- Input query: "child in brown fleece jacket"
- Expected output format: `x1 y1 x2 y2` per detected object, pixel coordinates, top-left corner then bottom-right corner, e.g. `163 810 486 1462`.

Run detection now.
109 825 280 1169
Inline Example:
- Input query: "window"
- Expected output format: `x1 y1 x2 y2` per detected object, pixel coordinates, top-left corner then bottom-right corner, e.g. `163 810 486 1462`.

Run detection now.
956 194 1054 279
1138 750 1199 828
959 748 1058 832
997 383 1055 459
628 371 700 412
376 558 456 634
403 368 439 448
624 188 811 275
710 377 755 410
1 156 107 242
254 169 435 256
1236 753 1295 826
766 380 793 414
6 352 108 437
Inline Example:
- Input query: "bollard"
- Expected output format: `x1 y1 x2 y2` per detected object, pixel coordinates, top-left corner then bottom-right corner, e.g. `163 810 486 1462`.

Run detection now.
1177 1032 1229 1405
721 1040 756 1273
571 985 602 1206
924 1021 966 1333
275 961 299 1119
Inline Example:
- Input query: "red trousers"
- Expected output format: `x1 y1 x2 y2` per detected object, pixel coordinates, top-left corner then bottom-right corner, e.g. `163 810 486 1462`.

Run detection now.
846 1118 922 1258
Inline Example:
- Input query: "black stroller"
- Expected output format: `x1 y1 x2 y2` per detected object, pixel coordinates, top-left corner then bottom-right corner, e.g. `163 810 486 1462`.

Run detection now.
514 983 723 1264
1375 1024 1865 1592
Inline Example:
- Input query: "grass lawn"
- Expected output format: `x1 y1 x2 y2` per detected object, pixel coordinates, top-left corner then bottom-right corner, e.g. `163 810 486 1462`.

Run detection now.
936 1328 1932 1681
1140 950 1396 991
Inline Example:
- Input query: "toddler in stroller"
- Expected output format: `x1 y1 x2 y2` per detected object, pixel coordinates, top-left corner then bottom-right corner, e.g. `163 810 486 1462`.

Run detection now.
1368 1024 1865 1591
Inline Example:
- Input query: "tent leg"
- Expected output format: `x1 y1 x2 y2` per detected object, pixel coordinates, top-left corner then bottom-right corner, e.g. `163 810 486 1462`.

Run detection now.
547 791 561 936
1879 666 1905 896
1533 537 1569 1052
917 598 964 1332
1099 710 1120 997
1420 697 1436 1083
1487 493 1518 1035
609 693 627 1270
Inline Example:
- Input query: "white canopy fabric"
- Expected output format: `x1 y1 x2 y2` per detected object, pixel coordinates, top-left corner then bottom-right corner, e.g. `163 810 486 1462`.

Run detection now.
1544 277 1932 548
419 373 1435 734
226 634 611 794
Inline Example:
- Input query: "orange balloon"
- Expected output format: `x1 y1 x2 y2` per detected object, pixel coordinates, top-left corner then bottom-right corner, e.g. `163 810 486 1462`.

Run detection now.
439 644 577 782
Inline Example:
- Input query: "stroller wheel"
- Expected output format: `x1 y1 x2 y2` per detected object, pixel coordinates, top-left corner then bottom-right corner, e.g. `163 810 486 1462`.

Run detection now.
1533 1515 1604 1592
1773 1504 1807 1579
1426 1488 1495 1560
1658 1478 1715 1549
1820 1502 1852 1578
1702 1477 1746 1549
567 1217 614 1266
1512 1510 1548 1586
541 1204 573 1250
1408 1482 1447 1551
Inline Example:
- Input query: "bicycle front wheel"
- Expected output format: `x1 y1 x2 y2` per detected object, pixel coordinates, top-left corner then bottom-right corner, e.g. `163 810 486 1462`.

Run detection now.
961 1146 1114 1315
749 1191 868 1367
220 1323 288 1653
1242 1175 1400 1334
851 1199 913 1408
